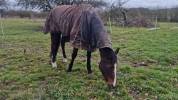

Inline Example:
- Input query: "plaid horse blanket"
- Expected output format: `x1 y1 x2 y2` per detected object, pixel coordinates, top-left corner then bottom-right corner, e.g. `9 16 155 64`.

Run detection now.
43 4 112 51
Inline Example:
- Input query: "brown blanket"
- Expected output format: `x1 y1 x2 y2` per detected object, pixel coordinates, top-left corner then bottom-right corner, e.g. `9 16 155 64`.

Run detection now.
43 4 112 51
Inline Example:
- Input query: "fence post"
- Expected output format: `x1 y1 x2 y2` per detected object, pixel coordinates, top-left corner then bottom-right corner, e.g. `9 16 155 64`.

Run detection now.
155 16 158 29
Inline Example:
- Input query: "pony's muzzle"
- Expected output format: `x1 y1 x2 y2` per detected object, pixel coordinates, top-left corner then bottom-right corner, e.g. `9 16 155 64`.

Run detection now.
108 84 116 89
107 80 116 89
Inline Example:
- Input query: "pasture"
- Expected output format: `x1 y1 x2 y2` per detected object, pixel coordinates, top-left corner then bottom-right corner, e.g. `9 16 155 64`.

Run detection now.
0 18 178 99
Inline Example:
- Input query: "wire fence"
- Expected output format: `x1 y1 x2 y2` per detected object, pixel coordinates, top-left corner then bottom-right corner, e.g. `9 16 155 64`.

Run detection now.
109 16 178 29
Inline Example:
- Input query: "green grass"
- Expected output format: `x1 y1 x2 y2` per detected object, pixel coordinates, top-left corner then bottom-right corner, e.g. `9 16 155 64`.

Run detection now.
0 18 178 100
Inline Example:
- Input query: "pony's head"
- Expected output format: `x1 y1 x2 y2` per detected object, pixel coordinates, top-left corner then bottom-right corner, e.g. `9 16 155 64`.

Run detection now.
99 47 120 88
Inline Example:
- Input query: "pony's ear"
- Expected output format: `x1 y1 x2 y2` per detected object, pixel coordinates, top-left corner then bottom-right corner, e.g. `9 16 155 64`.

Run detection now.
115 48 120 55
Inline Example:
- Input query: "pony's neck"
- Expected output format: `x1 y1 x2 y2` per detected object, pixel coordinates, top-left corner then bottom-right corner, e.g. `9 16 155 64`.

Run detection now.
99 47 115 62
99 48 105 61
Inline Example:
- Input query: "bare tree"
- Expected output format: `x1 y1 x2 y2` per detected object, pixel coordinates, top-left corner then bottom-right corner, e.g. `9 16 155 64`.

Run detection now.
117 0 130 26
0 0 7 7
110 0 130 26
0 0 7 17
16 0 107 12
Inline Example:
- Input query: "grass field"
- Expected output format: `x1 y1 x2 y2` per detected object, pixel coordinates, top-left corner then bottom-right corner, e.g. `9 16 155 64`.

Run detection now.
0 18 178 100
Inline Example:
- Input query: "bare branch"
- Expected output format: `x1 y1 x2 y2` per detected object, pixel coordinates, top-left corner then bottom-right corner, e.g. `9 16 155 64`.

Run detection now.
117 0 130 7
16 0 107 11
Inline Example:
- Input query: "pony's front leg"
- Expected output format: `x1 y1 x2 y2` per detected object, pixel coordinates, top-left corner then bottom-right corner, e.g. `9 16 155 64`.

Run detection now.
50 32 61 68
61 37 67 63
87 51 92 74
67 48 78 72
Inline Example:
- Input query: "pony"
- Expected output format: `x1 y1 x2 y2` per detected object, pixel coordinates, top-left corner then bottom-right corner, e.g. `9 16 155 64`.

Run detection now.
43 4 119 88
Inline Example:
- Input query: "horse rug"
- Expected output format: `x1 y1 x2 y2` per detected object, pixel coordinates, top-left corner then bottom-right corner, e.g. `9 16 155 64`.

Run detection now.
43 4 112 51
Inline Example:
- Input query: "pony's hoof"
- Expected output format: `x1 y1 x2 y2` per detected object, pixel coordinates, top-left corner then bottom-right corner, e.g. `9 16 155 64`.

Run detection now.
62 58 68 63
67 69 72 72
88 71 92 74
87 73 93 79
51 62 57 68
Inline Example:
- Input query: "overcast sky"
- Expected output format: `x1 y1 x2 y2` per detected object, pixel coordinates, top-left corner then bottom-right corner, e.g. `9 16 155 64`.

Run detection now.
9 0 178 8
124 0 178 8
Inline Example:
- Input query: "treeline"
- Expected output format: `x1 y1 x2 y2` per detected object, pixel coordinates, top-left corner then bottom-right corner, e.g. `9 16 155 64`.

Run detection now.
1 7 178 22
1 0 178 22
103 7 178 23
1 10 47 18
127 7 178 22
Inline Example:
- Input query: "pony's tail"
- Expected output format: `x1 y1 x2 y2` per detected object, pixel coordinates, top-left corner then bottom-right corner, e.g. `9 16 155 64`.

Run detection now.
43 12 52 34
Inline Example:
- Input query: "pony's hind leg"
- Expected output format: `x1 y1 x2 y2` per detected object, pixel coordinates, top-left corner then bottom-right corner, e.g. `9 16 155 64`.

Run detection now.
50 32 61 68
67 48 78 72
61 37 67 63
87 51 92 74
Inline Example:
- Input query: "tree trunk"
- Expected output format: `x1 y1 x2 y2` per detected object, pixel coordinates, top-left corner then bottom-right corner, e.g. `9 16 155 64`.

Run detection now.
121 10 127 26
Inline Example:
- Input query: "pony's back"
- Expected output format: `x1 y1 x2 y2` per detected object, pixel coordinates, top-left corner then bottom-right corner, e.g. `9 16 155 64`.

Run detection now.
43 4 92 34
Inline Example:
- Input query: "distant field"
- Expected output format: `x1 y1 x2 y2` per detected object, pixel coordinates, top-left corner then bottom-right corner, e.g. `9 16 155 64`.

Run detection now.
0 18 178 100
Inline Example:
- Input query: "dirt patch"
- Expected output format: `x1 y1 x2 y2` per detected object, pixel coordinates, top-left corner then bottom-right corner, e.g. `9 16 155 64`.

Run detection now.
0 64 6 68
132 62 148 67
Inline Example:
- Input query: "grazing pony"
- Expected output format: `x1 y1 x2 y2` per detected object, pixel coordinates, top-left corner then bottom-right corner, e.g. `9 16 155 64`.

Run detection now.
43 4 119 88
